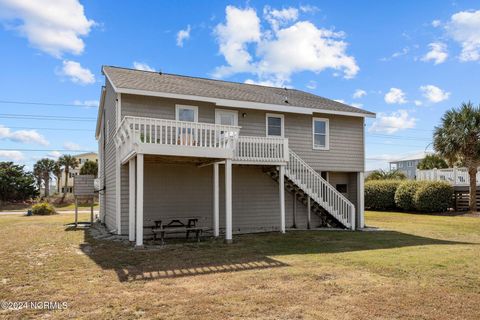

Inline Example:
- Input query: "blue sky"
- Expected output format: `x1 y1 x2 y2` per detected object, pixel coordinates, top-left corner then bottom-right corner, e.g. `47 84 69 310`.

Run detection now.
1 0 480 170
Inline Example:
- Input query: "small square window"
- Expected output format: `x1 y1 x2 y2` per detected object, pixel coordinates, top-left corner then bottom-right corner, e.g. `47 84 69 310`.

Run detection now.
266 114 284 137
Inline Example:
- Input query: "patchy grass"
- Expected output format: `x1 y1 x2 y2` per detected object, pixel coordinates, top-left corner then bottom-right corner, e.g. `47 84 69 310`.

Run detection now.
0 211 479 319
0 202 98 212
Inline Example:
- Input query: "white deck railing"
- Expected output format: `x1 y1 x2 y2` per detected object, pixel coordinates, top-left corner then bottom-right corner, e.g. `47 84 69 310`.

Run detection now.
286 150 355 229
114 116 288 163
416 167 480 186
233 136 289 163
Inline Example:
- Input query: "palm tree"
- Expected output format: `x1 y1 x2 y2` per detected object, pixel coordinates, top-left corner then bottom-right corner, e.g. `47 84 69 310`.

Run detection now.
434 102 480 212
417 154 449 170
58 155 79 201
32 163 43 192
34 158 56 197
79 160 98 177
53 162 62 194
366 169 407 181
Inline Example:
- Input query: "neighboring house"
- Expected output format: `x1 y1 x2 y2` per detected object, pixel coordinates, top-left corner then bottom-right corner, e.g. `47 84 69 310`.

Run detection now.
95 66 375 246
389 152 431 180
59 152 98 193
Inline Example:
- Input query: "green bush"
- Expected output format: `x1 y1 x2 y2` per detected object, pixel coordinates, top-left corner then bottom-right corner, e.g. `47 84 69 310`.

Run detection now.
365 180 402 210
414 181 453 212
395 181 425 211
31 202 57 215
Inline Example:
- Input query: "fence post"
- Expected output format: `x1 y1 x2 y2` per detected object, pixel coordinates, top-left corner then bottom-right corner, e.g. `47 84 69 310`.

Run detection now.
453 167 458 185
433 168 438 181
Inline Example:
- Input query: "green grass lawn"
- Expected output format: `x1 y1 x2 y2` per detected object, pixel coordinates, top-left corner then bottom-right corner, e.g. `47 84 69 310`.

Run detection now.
0 211 479 319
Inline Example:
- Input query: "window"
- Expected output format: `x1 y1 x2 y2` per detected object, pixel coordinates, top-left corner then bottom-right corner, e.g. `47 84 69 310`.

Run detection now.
215 109 238 126
266 113 284 137
176 105 198 122
407 161 413 167
312 118 329 150
336 184 348 194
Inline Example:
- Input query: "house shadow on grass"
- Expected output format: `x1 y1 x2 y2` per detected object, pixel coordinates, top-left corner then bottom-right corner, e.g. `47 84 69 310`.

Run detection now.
73 227 473 282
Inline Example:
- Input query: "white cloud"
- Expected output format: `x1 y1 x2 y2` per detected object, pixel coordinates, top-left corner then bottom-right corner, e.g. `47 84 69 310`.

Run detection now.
263 6 299 30
59 60 95 84
63 141 81 150
306 80 317 89
420 85 450 103
353 89 367 99
244 78 284 87
176 25 191 47
421 42 448 64
432 19 442 27
0 0 95 58
381 47 409 61
132 61 155 72
0 125 49 146
213 5 358 86
369 109 416 134
384 88 407 104
0 150 24 161
73 99 98 107
414 100 423 106
351 103 363 108
446 10 480 61
46 151 62 159
334 99 345 104
213 6 261 78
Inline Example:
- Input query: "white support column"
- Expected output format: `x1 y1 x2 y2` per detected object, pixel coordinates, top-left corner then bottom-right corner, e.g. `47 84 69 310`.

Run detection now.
357 172 365 229
213 163 220 237
135 154 144 248
279 165 285 233
128 157 136 242
225 159 233 243
307 196 311 229
115 149 121 235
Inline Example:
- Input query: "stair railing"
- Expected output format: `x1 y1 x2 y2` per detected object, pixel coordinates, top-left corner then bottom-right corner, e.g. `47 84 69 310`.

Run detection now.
285 149 355 229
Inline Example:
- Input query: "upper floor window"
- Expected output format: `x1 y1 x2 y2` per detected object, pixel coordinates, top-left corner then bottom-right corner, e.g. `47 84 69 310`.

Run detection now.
312 118 329 150
176 105 198 122
266 113 284 137
215 109 238 126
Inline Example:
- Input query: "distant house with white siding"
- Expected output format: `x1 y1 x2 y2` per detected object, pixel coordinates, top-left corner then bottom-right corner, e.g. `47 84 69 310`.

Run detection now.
389 152 431 179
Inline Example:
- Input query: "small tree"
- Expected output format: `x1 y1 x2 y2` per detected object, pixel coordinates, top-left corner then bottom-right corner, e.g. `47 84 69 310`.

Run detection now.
366 169 407 181
417 154 449 170
33 158 55 197
58 155 79 201
80 160 98 177
0 162 38 202
434 102 480 212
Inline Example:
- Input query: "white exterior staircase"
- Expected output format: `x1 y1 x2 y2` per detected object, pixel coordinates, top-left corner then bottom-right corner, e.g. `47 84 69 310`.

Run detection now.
266 149 356 230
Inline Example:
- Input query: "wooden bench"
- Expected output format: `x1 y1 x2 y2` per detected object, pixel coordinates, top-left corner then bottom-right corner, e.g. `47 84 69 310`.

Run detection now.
152 226 208 245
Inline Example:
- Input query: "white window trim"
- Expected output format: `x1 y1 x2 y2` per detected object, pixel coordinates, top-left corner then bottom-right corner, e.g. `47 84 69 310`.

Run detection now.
175 104 198 122
266 113 284 137
312 117 330 150
215 109 238 126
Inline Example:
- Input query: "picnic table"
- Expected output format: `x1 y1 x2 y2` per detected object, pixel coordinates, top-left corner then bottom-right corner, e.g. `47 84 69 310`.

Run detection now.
144 217 207 245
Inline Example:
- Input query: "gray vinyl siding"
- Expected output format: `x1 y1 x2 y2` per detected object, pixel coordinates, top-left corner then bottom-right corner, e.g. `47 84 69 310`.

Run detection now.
121 94 364 172
123 162 320 235
102 81 118 232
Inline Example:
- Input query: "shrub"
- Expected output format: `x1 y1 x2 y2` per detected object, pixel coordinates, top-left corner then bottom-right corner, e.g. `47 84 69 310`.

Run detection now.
414 181 453 212
395 181 425 211
365 180 402 210
31 202 57 215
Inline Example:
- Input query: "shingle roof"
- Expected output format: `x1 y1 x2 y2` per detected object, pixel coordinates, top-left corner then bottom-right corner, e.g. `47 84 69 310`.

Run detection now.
102 66 375 117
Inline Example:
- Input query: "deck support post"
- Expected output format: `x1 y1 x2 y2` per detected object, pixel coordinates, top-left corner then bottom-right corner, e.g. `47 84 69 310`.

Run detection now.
135 154 144 248
279 165 285 233
307 196 311 229
292 192 297 228
357 172 365 229
128 157 136 242
213 163 219 237
225 159 233 243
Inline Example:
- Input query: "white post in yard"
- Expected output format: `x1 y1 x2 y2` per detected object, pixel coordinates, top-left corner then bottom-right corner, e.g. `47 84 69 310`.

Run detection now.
135 154 144 248
128 157 136 242
307 196 311 230
279 165 285 233
213 163 220 237
357 172 365 229
225 159 233 243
